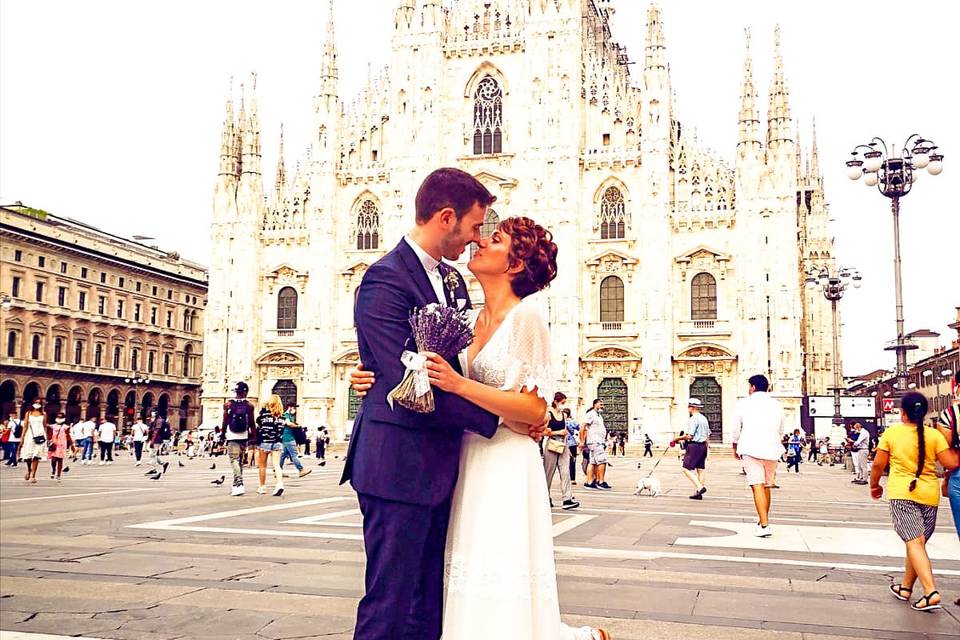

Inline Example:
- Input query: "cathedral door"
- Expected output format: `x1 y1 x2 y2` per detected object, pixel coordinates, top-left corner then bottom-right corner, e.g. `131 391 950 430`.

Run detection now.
272 379 298 410
689 377 722 442
597 377 628 433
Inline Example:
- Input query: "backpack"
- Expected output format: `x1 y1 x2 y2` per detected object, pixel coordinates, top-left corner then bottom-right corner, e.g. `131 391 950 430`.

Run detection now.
227 400 250 434
13 420 22 439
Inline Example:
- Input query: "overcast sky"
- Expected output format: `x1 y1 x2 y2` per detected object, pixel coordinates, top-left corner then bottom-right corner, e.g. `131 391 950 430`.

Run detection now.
2 0 957 375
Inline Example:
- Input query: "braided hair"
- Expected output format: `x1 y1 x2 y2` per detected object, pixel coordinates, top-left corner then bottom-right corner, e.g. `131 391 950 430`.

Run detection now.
900 391 928 492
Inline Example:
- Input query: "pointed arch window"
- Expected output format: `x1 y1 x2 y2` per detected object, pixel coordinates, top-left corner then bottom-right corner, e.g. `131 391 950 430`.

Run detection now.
599 276 624 323
113 345 122 369
277 287 298 331
691 272 717 320
470 208 500 259
599 186 626 239
473 75 503 155
74 340 84 365
355 199 381 250
54 337 63 363
6 331 17 358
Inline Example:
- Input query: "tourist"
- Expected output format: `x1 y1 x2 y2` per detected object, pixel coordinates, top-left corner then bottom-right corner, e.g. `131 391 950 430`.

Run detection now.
807 432 819 463
77 416 95 464
543 392 578 510
47 411 73 481
618 433 626 457
582 399 611 490
147 410 171 477
935 370 960 608
676 398 709 499
3 412 20 466
643 433 654 458
731 374 785 537
131 417 148 466
871 392 957 612
97 417 116 464
936 370 959 539
17 399 47 483
279 405 311 478
785 429 803 473
315 424 329 466
222 381 255 495
256 395 286 496
849 422 870 485
563 408 579 484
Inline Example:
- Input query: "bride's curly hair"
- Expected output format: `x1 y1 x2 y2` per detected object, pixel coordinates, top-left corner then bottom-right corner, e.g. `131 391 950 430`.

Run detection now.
499 216 558 298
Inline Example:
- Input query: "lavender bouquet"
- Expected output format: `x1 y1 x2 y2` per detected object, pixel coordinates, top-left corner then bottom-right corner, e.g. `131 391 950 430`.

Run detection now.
388 303 474 413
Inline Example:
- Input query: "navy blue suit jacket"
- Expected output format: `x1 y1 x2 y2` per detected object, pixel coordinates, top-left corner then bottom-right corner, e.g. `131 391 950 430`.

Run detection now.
340 239 499 506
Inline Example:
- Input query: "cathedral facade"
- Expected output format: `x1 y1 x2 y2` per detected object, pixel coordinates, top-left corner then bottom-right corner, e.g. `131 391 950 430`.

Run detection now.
202 0 839 443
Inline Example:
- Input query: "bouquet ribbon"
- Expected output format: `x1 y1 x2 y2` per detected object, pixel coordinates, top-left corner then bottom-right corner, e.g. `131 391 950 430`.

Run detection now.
387 350 430 409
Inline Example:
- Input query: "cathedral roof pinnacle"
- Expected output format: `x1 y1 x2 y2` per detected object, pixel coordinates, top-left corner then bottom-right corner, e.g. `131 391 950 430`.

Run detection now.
274 123 286 197
766 24 793 146
320 0 338 96
644 3 666 71
737 27 761 148
810 117 821 182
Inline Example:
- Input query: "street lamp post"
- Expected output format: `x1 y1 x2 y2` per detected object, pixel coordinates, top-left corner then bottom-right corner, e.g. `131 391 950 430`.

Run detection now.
846 134 944 391
806 266 862 427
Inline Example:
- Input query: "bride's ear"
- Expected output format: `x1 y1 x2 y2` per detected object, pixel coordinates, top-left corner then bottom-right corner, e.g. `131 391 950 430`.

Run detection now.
505 259 525 276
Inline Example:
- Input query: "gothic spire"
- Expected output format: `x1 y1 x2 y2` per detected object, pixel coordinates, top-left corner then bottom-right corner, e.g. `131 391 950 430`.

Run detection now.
241 72 261 177
810 117 821 183
320 0 338 98
644 3 666 72
274 123 286 198
766 25 793 146
737 28 761 148
218 77 238 177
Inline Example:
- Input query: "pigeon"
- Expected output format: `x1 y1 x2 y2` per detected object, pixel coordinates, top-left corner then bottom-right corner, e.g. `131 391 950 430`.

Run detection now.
178 459 185 468
162 462 170 474
211 475 225 486
147 471 161 480
63 466 70 473
209 463 216 470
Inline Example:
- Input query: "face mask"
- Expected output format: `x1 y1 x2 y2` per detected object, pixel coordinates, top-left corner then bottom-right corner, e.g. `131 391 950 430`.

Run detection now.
56 418 65 424
32 404 40 409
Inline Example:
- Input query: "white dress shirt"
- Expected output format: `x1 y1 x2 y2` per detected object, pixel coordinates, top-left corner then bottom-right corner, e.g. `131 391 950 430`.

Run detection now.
730 392 786 461
405 236 447 304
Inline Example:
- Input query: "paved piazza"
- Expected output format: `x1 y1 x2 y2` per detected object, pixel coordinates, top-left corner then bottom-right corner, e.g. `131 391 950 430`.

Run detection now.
1 449 958 640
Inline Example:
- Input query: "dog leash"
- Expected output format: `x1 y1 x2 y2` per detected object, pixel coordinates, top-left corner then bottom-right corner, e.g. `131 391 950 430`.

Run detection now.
642 443 673 479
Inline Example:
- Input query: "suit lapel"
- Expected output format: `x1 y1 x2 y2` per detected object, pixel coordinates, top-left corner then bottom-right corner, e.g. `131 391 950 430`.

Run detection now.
396 239 441 305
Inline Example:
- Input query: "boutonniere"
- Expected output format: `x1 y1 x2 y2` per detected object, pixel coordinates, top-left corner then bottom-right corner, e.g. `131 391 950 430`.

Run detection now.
443 270 460 300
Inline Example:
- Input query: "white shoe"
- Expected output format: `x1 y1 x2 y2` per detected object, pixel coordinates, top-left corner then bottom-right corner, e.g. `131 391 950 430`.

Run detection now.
231 485 245 496
107 461 112 465
754 524 772 537
257 486 267 495
272 485 285 497
135 461 141 466
98 461 104 466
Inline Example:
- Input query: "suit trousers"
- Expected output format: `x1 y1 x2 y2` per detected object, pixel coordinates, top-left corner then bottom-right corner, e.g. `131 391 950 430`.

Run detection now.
354 492 451 640
543 443 573 501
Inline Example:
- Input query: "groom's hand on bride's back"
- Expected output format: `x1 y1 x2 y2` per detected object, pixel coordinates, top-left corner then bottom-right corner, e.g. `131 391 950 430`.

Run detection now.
350 363 376 397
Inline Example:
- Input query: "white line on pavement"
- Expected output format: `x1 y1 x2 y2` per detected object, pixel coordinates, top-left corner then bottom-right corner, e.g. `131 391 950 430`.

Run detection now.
0 488 154 503
575 506 901 528
126 497 351 529
552 514 596 537
282 508 362 526
552 545 960 576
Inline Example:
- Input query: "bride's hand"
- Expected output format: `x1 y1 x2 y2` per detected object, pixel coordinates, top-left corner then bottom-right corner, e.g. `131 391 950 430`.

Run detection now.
423 352 465 395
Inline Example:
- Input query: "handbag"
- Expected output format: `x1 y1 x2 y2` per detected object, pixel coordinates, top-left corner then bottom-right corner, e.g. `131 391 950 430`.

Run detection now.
545 438 566 455
33 435 45 445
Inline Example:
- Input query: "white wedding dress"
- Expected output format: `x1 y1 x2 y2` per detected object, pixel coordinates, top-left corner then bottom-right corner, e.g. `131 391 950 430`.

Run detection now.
443 297 594 640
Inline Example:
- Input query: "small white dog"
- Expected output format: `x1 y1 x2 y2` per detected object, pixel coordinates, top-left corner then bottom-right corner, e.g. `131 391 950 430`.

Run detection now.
634 476 662 497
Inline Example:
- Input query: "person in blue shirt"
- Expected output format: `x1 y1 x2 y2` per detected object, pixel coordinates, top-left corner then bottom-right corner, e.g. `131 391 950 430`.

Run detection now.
563 409 579 485
676 398 710 499
786 429 804 473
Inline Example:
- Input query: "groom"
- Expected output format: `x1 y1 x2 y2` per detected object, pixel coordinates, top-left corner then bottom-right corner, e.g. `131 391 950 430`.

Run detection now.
342 168 501 640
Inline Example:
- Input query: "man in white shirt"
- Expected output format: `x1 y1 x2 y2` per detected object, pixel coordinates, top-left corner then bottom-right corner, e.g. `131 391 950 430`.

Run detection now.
97 418 117 464
731 375 785 538
78 418 96 464
847 422 871 485
131 418 149 466
582 399 611 490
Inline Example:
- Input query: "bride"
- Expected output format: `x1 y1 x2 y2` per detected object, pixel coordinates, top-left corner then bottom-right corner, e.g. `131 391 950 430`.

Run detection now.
421 217 609 640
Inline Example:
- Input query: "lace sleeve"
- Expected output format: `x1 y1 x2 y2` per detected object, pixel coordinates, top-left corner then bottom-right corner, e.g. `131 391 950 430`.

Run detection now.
499 297 555 402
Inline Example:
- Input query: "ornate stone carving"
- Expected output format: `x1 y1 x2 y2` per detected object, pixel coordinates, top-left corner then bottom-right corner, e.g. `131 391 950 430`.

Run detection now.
260 351 302 364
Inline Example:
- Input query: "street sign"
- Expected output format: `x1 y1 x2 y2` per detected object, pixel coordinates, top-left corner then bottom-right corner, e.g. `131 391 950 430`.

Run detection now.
882 398 895 412
807 396 875 418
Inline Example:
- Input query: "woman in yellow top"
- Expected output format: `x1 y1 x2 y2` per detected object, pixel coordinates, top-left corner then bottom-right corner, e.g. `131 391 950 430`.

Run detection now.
870 392 958 612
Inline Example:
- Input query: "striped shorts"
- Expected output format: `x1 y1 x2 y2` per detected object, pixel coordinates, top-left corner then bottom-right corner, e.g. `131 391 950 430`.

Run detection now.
889 499 938 542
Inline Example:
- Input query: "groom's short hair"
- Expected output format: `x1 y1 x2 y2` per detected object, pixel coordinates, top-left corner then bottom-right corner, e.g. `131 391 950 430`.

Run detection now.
415 168 496 224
